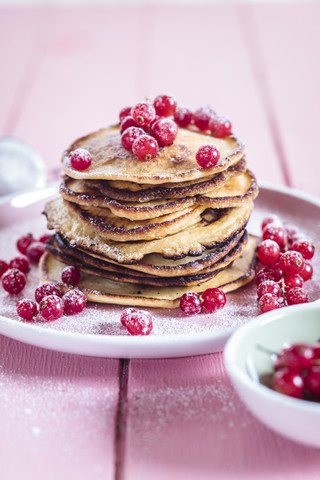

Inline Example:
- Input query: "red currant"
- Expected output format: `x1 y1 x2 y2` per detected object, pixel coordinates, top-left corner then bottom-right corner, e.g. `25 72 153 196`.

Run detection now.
0 260 9 278
124 309 153 336
35 282 62 303
286 287 308 305
173 107 192 128
1 268 26 295
26 241 45 264
120 115 139 133
305 366 320 396
283 274 304 291
258 293 281 313
272 367 304 398
255 267 280 285
61 266 80 287
285 224 301 246
262 224 286 248
9 256 30 274
121 126 145 151
299 260 313 282
261 214 281 231
131 102 156 128
290 239 315 260
132 135 159 161
119 106 132 123
69 148 92 171
16 299 38 321
193 106 215 131
150 118 178 146
257 280 281 299
39 234 51 244
257 239 281 265
153 94 177 117
202 287 226 312
209 115 232 137
120 307 137 327
180 292 202 315
63 289 86 315
196 144 220 168
280 343 315 371
16 234 35 255
39 295 64 321
279 251 304 276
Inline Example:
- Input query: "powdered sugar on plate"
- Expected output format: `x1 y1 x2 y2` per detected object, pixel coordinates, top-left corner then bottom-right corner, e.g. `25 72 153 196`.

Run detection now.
0 184 320 357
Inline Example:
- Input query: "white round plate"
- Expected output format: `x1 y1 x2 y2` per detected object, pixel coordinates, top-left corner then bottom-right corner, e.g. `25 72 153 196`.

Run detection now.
0 182 319 358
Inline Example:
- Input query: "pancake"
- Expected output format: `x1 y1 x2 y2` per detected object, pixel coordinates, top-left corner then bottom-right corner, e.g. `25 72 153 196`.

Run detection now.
39 235 258 308
44 197 254 263
50 228 247 277
60 168 258 221
62 125 245 184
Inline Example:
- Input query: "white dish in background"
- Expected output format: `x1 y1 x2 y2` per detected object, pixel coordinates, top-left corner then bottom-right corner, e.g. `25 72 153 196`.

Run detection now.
224 300 320 448
0 182 319 358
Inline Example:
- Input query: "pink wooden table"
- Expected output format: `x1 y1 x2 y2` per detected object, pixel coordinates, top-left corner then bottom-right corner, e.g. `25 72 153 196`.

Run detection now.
1 3 320 479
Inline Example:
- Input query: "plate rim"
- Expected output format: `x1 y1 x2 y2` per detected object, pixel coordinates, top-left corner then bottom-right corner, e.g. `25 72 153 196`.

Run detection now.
0 181 319 358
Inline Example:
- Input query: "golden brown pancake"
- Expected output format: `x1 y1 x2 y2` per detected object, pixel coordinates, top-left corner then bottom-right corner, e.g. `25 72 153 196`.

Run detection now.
62 125 244 184
39 235 258 308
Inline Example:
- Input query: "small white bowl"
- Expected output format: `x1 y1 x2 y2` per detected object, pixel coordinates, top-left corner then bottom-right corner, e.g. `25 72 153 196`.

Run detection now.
224 300 320 448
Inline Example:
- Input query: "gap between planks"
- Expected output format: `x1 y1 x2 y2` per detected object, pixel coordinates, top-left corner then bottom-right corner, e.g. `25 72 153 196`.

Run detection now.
114 358 130 480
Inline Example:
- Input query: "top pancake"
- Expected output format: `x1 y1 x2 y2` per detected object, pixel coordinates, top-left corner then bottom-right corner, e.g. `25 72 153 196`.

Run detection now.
62 125 244 184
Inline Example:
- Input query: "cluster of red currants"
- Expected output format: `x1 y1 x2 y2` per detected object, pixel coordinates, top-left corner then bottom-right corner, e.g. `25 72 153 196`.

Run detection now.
256 214 315 313
179 287 226 315
0 233 49 295
120 307 153 336
0 233 86 322
270 342 320 400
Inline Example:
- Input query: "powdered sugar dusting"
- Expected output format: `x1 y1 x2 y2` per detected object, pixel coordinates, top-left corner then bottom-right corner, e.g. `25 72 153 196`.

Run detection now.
1 189 320 351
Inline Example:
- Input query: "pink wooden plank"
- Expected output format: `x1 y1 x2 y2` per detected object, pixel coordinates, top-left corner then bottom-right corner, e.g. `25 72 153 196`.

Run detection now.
241 3 320 196
126 354 320 479
8 7 141 172
0 9 55 134
0 335 119 479
133 4 283 186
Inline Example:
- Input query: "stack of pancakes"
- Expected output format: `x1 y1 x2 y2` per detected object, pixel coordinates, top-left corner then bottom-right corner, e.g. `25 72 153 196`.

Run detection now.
41 125 259 308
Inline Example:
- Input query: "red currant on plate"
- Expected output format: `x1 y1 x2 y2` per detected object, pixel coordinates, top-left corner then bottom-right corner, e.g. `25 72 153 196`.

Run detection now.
61 266 81 287
193 106 215 131
299 260 313 282
290 239 315 260
1 268 26 295
262 224 286 248
26 241 45 264
255 267 280 285
153 94 177 117
257 280 281 299
150 118 178 146
286 287 308 305
39 234 51 244
279 250 304 276
180 292 202 315
120 307 137 327
131 102 156 128
16 299 38 321
132 135 159 161
0 259 9 278
196 144 220 168
283 274 304 291
261 214 281 231
258 293 281 313
39 295 64 321
174 107 192 128
121 126 145 151
63 289 87 315
125 309 153 336
202 287 226 312
257 239 281 265
9 256 30 274
35 282 62 303
69 148 92 171
209 115 232 137
16 234 35 255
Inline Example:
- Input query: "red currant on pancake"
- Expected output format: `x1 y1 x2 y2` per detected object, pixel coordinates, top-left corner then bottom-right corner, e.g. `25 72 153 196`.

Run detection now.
174 107 192 127
69 148 92 171
209 115 232 137
196 144 220 168
153 94 177 117
150 118 178 146
132 135 159 161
